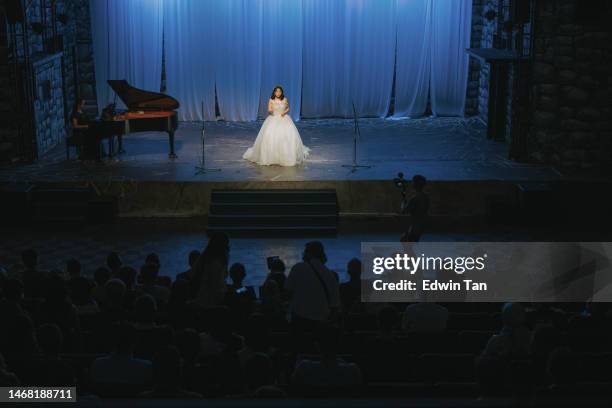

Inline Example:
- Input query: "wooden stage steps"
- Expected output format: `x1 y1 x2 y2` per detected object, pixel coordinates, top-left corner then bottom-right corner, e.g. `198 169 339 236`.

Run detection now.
207 189 338 235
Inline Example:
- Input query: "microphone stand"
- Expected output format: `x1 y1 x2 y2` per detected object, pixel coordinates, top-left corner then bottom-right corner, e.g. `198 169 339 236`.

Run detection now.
195 101 221 175
342 101 371 173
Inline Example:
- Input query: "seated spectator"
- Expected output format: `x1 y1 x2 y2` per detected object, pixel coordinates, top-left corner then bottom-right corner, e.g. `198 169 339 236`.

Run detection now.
244 352 275 395
107 252 123 277
402 302 449 333
132 294 158 330
376 305 400 339
339 258 362 313
226 263 256 313
141 346 202 398
101 279 127 317
482 302 531 359
92 267 112 305
20 249 47 299
38 274 79 346
176 250 201 282
21 324 75 386
475 356 508 399
175 328 201 389
0 278 26 319
546 347 579 395
259 279 287 329
238 313 273 368
265 258 287 294
117 266 137 291
66 258 81 280
137 263 170 304
1 314 38 379
145 253 161 269
91 323 152 387
253 385 286 398
292 327 363 388
69 276 99 315
116 266 138 307
0 353 19 386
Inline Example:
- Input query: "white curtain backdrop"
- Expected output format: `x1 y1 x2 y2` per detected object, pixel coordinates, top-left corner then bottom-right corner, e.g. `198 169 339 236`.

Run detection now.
258 0 303 121
214 0 263 122
163 0 217 121
301 0 346 118
343 0 396 118
393 0 432 118
90 0 472 121
90 0 164 113
430 0 472 116
302 0 396 118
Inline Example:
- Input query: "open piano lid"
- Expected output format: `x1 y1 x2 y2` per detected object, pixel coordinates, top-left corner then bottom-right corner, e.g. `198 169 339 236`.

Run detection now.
107 80 179 111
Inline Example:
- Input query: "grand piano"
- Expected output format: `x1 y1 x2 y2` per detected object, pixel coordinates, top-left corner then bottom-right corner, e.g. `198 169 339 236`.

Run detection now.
95 80 180 158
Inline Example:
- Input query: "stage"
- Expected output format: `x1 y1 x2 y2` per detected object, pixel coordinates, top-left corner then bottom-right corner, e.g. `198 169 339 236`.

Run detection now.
2 117 558 182
0 117 561 219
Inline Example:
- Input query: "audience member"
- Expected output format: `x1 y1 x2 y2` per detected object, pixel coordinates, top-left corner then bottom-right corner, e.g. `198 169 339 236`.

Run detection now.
482 302 532 359
400 174 430 242
20 249 47 299
137 263 170 304
339 258 362 313
176 250 201 281
92 267 112 305
91 323 153 387
292 328 363 388
141 346 202 398
107 252 123 277
402 302 449 332
69 276 99 315
286 241 340 334
192 232 230 307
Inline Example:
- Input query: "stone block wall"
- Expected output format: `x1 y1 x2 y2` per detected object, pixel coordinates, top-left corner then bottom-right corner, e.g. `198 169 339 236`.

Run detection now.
466 0 485 117
32 53 64 155
1 0 96 162
528 0 612 170
74 0 98 114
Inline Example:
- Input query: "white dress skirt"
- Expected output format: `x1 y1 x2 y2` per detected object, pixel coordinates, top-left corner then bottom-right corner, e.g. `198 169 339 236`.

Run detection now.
243 98 310 166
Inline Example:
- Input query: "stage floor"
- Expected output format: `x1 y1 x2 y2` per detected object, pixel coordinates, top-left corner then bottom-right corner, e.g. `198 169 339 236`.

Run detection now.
0 117 560 183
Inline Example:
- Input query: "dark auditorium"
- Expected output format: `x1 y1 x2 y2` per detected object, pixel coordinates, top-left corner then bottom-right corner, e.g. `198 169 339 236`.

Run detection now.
1 0 612 407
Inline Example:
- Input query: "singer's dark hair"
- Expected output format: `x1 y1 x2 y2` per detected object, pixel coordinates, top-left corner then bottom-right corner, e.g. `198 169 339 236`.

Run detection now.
270 86 285 100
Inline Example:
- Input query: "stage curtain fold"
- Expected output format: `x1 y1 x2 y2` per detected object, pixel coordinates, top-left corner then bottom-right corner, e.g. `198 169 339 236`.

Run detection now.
302 0 396 118
163 0 217 121
90 0 472 121
258 0 303 121
430 0 472 117
213 0 263 122
393 0 432 118
90 0 164 113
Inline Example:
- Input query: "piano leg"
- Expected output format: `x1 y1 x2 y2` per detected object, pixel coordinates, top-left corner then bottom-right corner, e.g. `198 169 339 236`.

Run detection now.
168 128 177 159
118 134 125 154
108 135 114 158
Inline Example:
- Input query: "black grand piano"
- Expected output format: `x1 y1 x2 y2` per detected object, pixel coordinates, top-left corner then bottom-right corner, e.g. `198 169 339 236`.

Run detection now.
93 80 180 158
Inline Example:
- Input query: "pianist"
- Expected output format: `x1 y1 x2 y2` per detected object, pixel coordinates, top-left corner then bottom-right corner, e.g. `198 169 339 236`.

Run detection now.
70 98 96 160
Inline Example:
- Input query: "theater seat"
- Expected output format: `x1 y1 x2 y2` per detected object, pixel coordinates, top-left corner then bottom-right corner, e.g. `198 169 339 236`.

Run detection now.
417 353 476 384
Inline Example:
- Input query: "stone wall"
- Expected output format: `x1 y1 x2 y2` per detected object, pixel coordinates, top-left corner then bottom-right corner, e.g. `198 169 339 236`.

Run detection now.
466 0 485 117
74 0 98 114
0 0 96 162
32 53 64 155
529 0 612 170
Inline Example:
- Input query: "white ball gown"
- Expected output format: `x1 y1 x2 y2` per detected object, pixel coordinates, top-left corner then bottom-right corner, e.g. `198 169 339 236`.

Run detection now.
243 98 310 166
